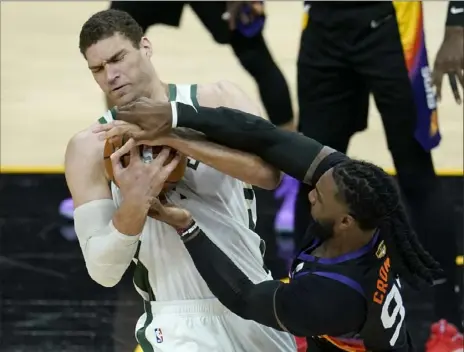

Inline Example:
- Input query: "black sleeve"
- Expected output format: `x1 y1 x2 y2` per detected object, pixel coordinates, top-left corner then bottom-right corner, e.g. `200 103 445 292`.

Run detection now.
176 103 348 185
446 1 464 26
183 228 366 336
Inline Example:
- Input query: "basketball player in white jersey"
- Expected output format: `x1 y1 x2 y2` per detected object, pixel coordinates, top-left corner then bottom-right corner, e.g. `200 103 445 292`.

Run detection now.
65 9 296 352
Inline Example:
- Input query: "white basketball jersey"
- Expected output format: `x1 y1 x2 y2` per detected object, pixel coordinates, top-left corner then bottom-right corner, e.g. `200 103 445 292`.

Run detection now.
98 84 271 302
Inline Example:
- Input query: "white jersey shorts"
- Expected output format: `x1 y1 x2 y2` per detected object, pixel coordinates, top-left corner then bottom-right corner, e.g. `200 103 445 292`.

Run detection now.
135 298 297 352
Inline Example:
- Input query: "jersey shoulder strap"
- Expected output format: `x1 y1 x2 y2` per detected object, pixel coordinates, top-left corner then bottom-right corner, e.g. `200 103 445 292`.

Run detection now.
97 107 117 125
167 83 200 108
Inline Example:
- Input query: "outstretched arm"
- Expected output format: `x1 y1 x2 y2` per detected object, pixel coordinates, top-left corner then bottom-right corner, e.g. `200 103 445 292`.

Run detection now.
175 103 347 185
161 128 281 189
102 90 346 183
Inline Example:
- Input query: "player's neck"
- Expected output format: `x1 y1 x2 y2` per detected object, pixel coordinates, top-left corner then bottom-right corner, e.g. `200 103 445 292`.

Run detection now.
318 228 376 258
149 78 169 103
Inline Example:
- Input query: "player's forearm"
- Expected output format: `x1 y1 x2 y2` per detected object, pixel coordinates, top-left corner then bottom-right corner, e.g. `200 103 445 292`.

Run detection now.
447 2 464 27
175 103 346 185
166 129 281 189
112 197 151 235
180 223 285 331
181 222 362 338
74 199 143 287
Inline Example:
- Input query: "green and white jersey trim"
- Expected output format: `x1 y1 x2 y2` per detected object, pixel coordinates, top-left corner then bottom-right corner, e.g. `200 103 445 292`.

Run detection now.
98 107 117 124
167 83 200 108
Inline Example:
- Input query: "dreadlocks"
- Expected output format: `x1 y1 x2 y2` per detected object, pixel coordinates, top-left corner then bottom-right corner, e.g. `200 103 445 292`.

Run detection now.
332 159 442 289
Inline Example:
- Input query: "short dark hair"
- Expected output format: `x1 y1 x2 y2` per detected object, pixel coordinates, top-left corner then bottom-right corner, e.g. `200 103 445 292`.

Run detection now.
332 159 442 289
79 9 143 56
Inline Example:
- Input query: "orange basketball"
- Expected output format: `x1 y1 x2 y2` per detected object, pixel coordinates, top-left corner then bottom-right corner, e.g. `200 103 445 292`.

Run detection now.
103 136 187 190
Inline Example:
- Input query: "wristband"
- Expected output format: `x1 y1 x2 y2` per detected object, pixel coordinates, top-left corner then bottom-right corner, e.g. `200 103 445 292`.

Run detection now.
170 101 178 128
447 2 464 26
177 219 201 243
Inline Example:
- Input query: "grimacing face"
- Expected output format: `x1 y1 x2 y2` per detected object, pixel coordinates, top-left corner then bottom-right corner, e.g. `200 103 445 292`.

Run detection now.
85 33 154 106
308 168 355 237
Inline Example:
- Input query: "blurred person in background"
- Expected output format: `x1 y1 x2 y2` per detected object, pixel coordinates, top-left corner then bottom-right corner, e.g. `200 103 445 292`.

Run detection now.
294 1 463 351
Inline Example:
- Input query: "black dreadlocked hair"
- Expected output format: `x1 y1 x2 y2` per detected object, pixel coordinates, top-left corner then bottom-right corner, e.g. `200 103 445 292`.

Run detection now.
332 159 442 289
79 9 143 57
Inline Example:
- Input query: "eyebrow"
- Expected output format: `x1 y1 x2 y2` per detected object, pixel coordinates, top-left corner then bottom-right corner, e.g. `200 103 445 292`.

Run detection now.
88 49 125 70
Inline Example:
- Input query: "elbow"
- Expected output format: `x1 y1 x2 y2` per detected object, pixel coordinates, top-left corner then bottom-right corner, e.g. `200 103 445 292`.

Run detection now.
86 265 122 288
257 169 283 190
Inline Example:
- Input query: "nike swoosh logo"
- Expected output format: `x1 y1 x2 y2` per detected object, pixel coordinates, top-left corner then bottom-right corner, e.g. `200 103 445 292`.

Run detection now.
370 14 393 29
451 7 464 14
432 278 447 286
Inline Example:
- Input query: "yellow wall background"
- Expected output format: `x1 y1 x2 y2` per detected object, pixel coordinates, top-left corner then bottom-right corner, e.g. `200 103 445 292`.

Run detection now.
1 2 462 173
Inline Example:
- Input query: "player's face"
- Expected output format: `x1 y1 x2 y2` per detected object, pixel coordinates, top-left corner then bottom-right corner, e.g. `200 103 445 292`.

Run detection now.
308 169 354 238
85 33 154 106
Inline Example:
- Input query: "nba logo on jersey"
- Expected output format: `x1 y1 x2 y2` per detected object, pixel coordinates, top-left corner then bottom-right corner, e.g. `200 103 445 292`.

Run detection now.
154 328 163 343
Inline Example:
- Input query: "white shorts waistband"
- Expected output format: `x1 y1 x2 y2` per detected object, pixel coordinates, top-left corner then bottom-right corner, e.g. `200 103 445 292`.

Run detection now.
145 298 229 316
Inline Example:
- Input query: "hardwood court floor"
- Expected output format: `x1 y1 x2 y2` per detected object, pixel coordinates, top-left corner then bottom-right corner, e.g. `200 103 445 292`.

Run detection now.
1 1 462 172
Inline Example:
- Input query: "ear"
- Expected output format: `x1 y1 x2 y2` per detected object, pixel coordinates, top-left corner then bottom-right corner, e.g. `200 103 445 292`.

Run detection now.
140 37 152 58
339 214 355 230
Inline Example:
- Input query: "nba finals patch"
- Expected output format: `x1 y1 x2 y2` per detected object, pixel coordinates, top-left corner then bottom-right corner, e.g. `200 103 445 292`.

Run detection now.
376 240 386 259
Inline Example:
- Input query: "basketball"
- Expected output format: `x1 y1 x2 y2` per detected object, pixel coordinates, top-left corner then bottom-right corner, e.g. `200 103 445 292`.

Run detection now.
103 136 187 189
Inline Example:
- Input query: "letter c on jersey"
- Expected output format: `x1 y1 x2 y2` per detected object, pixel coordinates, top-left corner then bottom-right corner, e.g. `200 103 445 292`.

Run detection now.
373 257 391 305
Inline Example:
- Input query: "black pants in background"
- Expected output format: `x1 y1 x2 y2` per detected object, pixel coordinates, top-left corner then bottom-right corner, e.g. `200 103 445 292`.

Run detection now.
295 2 461 328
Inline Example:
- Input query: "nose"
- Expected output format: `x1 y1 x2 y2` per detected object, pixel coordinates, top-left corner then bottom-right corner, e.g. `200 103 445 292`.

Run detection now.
105 63 120 85
308 189 316 205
